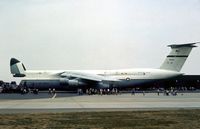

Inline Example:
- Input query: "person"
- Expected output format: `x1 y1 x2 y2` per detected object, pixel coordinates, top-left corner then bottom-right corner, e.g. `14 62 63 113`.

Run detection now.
117 88 121 95
23 88 27 94
157 89 160 96
33 89 38 94
131 88 135 95
112 88 115 95
115 88 118 95
86 89 89 95
49 88 52 94
142 91 145 96
80 89 83 95
52 88 56 94
100 89 103 96
20 88 24 94
91 88 95 95
174 90 177 96
103 89 106 95
77 88 81 95
94 89 98 95
107 88 110 95
88 88 92 95
166 90 169 96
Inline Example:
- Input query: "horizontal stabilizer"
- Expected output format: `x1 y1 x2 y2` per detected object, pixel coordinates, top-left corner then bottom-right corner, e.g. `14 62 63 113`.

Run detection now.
168 42 199 48
10 58 26 77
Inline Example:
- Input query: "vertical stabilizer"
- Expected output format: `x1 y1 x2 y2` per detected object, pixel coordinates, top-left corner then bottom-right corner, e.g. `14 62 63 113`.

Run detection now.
10 58 26 77
160 42 198 72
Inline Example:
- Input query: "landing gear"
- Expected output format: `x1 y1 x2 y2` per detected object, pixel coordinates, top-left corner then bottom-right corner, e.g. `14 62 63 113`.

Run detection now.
48 88 56 94
20 87 29 94
32 89 39 94
20 88 28 94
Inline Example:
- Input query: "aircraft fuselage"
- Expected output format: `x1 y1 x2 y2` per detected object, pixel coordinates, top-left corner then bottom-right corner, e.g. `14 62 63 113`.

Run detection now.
19 68 182 90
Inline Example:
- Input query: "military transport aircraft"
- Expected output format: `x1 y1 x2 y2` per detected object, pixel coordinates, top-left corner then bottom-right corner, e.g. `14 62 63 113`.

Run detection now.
10 42 199 90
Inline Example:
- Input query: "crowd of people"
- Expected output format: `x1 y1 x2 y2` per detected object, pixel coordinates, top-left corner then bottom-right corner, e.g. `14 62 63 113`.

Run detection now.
75 87 198 96
131 88 179 96
17 86 196 96
77 88 119 95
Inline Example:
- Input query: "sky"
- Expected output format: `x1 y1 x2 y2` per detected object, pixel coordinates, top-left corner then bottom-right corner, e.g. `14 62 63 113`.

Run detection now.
0 0 200 82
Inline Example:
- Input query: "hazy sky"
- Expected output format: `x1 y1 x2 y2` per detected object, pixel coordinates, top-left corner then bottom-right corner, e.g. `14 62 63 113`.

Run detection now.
0 0 200 82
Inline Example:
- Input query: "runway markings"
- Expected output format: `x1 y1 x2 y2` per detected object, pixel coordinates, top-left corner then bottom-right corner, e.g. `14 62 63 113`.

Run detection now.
51 93 57 99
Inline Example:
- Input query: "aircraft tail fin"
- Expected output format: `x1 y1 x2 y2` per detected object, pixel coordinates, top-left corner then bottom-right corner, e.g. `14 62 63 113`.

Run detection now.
160 42 199 72
10 58 26 77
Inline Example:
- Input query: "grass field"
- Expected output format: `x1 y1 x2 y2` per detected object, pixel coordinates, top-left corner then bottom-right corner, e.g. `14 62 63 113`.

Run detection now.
0 109 200 129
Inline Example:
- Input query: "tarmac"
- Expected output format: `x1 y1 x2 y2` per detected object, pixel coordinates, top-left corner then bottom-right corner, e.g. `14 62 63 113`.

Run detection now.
0 92 200 113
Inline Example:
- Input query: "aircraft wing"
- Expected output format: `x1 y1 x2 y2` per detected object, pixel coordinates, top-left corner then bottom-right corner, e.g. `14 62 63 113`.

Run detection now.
58 71 120 82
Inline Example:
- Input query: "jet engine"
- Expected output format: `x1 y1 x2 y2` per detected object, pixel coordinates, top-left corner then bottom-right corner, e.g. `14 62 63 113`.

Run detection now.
98 82 110 88
59 78 80 86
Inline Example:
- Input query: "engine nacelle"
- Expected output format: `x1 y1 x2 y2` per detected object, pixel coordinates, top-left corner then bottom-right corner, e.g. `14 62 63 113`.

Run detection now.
98 82 110 88
60 78 79 86
68 79 79 86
